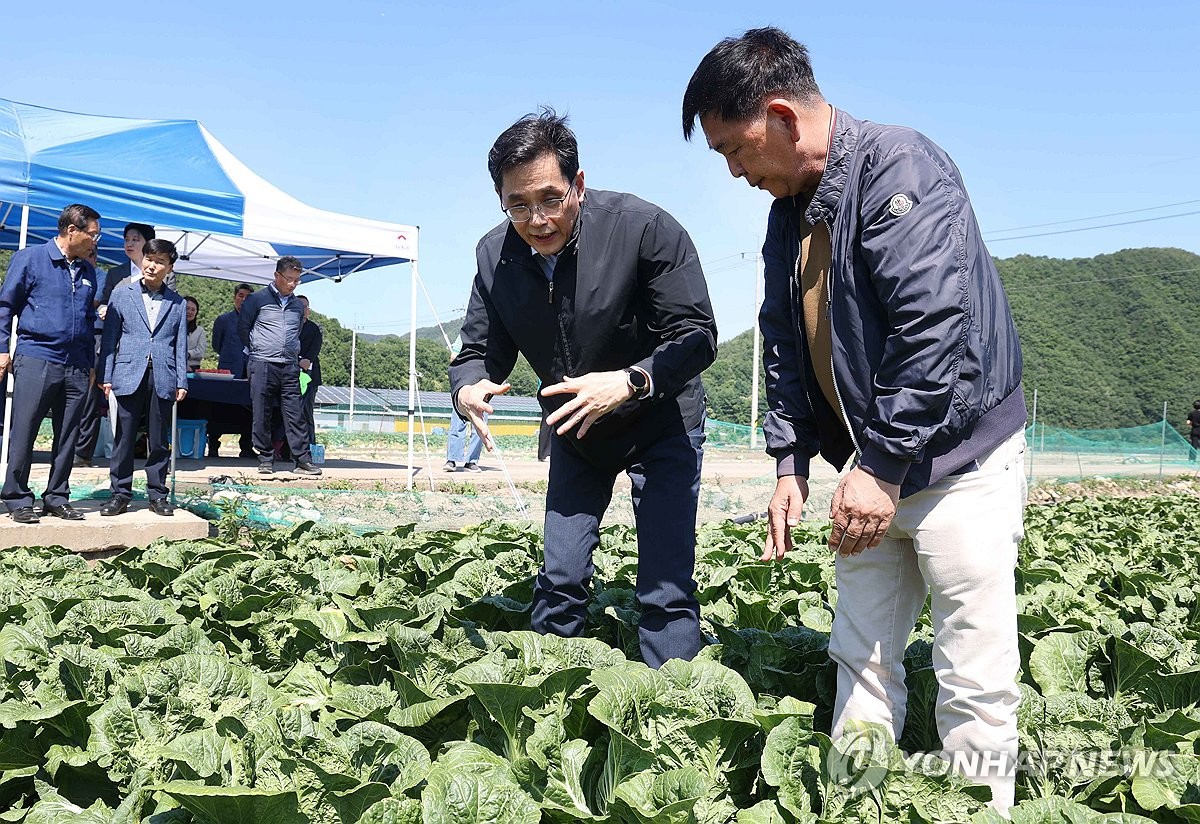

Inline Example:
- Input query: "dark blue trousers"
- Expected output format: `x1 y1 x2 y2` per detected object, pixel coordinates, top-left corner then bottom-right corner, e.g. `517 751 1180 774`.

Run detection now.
2 355 89 510
110 369 172 502
533 423 706 668
248 359 310 463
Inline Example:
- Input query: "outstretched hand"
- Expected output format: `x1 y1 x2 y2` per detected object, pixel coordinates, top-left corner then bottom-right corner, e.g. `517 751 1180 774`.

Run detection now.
762 475 809 561
457 379 511 451
541 371 633 438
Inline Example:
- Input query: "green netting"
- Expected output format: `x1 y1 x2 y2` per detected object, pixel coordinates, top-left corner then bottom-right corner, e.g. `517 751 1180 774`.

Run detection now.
1025 421 1198 482
705 418 754 447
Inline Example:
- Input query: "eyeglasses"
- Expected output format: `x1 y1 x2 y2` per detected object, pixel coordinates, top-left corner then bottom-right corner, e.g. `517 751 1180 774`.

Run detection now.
502 184 575 223
72 226 101 242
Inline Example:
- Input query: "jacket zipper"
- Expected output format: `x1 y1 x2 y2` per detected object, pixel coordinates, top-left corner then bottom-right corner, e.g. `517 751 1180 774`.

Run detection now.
548 280 554 304
792 250 816 417
821 220 862 457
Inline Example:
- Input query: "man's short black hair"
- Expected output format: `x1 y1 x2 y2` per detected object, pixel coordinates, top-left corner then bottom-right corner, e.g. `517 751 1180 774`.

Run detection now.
143 238 178 264
234 282 254 295
124 222 155 241
487 108 579 191
276 255 303 274
57 204 101 235
682 26 823 140
1194 400 1200 410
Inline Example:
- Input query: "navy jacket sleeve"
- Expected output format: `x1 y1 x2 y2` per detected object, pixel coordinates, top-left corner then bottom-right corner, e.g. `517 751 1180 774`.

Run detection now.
174 298 189 391
628 211 718 399
0 257 30 345
760 203 822 477
855 146 973 486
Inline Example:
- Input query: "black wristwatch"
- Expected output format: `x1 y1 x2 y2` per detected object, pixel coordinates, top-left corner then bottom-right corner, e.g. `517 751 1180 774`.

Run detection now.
624 367 649 399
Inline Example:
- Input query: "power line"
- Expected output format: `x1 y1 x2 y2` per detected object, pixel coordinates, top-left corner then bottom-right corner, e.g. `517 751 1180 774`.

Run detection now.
986 209 1200 242
985 199 1200 235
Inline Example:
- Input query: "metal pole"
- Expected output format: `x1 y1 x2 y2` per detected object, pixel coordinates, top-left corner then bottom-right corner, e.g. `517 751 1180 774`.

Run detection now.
749 253 763 450
1027 387 1037 484
1159 400 1168 479
406 261 419 491
170 400 178 505
0 204 30 481
348 328 357 426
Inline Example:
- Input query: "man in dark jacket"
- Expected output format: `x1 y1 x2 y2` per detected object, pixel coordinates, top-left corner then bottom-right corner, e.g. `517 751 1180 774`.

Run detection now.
208 282 254 458
0 204 102 523
684 28 1027 813
239 257 320 476
296 295 322 445
450 110 717 668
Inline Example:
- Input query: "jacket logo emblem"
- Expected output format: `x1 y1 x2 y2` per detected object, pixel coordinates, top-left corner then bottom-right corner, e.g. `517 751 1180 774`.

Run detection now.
888 194 913 216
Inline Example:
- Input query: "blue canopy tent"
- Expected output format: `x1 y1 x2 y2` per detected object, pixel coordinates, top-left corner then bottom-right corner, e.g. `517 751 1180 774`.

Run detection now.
0 97 432 488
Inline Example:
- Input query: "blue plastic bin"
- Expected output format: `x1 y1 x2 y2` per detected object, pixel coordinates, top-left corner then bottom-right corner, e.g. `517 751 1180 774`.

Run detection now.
310 443 325 465
175 419 208 459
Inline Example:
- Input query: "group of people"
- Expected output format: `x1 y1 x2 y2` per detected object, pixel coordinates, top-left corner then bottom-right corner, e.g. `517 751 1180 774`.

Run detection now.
0 213 324 521
450 28 1027 814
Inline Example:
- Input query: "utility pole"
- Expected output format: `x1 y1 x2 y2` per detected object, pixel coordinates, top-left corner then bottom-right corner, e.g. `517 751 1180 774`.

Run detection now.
348 327 357 427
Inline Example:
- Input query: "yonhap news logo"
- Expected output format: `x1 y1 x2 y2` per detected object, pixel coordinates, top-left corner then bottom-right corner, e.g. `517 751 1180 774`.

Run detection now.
825 728 1181 796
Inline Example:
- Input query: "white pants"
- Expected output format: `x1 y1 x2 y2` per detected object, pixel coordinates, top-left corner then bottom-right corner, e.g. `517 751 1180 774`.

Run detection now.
828 431 1027 813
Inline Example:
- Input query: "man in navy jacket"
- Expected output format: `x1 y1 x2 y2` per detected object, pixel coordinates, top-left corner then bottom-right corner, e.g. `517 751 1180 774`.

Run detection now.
684 28 1027 813
207 282 254 458
0 204 102 523
98 239 189 516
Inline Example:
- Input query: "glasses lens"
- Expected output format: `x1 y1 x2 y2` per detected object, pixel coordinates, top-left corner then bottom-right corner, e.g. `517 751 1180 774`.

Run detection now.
540 198 565 218
506 206 531 223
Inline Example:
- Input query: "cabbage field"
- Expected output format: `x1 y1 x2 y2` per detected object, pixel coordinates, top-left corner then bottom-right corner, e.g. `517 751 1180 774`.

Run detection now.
1 492 1199 823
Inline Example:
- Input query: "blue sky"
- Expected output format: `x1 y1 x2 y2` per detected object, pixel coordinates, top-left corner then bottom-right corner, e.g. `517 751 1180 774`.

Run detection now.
3 0 1198 341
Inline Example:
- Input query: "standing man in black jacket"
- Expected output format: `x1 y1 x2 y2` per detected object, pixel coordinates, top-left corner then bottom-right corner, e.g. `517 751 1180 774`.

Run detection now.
450 110 717 668
296 295 322 446
684 28 1027 813
238 257 321 476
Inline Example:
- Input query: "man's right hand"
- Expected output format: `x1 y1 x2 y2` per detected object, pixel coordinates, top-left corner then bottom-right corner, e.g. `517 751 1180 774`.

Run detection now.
457 379 511 452
762 474 809 561
0 353 10 379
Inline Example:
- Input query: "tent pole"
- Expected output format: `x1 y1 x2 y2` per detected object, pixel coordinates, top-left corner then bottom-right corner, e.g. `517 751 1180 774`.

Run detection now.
0 204 30 482
407 261 419 491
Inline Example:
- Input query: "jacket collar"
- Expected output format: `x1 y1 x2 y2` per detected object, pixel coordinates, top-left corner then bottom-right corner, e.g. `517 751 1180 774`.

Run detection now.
800 107 860 227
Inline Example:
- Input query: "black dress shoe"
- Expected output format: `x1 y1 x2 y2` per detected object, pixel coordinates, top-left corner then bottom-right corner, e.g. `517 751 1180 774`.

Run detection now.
148 498 175 517
72 456 93 468
293 461 322 476
100 498 129 517
9 506 40 524
41 503 85 520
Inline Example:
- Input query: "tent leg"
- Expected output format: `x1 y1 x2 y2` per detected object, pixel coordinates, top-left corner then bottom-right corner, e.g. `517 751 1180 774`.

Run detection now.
0 205 30 484
406 261 418 491
170 400 178 505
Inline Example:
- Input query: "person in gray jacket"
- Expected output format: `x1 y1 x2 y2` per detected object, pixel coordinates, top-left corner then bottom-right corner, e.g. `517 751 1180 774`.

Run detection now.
238 256 320 476
684 28 1027 814
98 239 188 517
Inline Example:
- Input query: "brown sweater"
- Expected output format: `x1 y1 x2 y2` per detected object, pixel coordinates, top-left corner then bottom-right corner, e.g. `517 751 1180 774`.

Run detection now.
799 221 840 414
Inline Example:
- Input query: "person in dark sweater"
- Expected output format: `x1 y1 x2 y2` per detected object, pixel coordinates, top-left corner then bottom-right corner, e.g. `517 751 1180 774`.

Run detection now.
208 282 255 458
296 295 322 445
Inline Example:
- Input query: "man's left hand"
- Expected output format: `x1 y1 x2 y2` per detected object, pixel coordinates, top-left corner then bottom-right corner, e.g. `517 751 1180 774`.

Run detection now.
541 371 633 438
176 389 187 402
828 466 901 557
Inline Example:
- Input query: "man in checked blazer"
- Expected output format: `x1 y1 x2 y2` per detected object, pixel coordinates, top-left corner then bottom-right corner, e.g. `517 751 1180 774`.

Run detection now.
98 239 188 516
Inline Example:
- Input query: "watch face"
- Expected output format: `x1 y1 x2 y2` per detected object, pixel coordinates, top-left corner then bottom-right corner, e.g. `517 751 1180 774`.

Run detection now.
627 369 647 391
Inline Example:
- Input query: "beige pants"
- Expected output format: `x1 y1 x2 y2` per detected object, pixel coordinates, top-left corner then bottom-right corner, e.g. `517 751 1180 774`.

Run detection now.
828 431 1027 813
